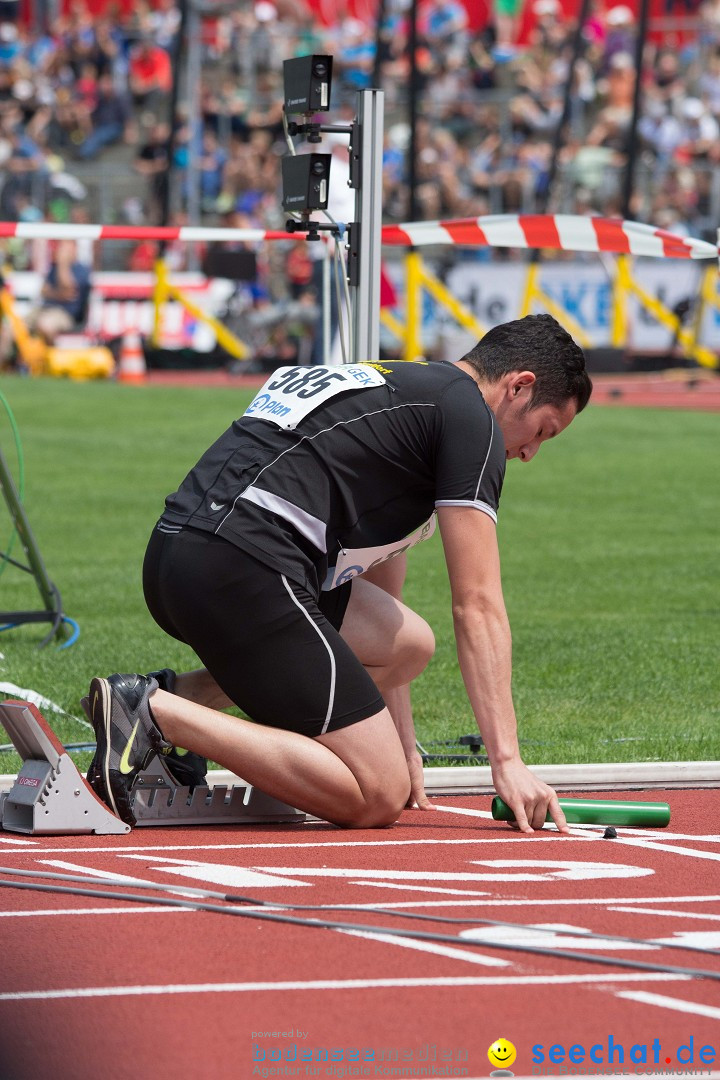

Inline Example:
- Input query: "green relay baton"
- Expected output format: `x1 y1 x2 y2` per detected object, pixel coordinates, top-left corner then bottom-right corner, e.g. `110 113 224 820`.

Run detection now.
491 795 671 828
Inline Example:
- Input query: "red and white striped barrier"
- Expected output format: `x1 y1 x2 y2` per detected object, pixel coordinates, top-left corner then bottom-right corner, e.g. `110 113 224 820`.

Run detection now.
0 215 716 259
0 223 297 244
382 214 719 260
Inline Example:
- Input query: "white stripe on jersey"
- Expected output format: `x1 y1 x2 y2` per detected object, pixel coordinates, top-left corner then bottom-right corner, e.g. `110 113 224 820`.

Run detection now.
435 500 498 524
281 575 337 735
214 403 437 542
240 487 328 553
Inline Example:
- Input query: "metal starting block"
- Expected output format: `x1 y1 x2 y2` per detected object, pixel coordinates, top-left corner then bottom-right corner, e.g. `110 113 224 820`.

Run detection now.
0 699 129 835
0 698 306 835
130 754 305 827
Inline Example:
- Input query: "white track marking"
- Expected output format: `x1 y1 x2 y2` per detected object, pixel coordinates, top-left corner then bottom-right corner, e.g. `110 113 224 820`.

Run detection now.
117 853 651 884
0 971 688 1002
609 907 720 921
335 928 510 967
432 805 494 819
653 930 720 949
0 836 37 845
1 830 711 855
0 906 190 917
117 857 310 889
349 893 720 909
231 861 652 883
459 922 656 951
357 882 494 897
609 838 720 863
37 859 214 899
0 838 610 855
614 990 720 1020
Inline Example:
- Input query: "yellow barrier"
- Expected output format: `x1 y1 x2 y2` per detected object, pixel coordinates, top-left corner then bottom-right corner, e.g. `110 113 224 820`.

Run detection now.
386 250 718 370
380 251 488 362
151 258 250 361
0 287 114 379
520 262 593 350
612 255 718 370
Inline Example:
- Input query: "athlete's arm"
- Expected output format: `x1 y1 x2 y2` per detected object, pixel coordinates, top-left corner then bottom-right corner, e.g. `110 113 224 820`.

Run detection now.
361 555 434 811
437 505 568 834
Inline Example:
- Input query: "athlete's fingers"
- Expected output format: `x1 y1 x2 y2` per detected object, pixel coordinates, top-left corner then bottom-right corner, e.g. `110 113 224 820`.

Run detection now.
529 800 547 830
510 801 533 834
548 792 569 834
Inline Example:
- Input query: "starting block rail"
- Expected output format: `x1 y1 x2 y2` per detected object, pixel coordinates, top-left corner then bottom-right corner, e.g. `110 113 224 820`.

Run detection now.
0 699 305 835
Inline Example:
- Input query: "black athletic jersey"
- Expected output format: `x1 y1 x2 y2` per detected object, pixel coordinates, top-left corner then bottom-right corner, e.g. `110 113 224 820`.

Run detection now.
159 360 506 593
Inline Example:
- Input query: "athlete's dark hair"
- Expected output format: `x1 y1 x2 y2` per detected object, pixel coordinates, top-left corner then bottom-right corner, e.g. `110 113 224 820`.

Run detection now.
459 314 592 413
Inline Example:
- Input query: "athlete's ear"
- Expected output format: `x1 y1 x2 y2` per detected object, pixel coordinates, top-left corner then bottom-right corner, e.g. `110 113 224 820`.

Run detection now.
507 371 536 400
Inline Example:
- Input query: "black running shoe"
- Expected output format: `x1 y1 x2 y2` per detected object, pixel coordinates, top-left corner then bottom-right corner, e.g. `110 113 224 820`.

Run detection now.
146 668 208 789
88 673 172 825
85 668 208 793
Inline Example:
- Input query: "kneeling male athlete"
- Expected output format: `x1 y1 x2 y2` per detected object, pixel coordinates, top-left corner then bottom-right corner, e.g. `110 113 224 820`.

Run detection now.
87 314 591 832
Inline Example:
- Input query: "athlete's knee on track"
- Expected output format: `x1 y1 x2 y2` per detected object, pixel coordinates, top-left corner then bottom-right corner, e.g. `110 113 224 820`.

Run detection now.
333 773 411 829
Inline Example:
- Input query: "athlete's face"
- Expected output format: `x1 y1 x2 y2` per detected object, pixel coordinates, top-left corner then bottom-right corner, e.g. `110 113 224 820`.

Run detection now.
496 373 578 463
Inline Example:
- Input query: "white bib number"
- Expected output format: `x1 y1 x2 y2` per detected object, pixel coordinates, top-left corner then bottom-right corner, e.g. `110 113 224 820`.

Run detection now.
243 364 386 430
324 515 437 590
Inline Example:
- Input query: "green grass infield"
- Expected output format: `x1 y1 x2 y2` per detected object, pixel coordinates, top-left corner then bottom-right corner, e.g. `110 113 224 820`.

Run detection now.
0 375 716 776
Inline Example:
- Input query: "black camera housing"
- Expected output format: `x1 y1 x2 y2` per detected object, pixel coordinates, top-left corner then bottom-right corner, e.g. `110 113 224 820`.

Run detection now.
281 154 331 212
283 55 333 115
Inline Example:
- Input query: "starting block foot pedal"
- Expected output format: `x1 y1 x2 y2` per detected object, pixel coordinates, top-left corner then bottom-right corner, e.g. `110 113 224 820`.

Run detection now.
0 699 130 835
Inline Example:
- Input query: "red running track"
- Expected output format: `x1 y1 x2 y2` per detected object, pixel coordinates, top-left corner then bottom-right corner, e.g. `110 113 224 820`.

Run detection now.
0 788 718 1080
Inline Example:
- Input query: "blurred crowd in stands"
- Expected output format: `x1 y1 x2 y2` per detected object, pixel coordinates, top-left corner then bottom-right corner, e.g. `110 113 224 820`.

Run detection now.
1 0 719 279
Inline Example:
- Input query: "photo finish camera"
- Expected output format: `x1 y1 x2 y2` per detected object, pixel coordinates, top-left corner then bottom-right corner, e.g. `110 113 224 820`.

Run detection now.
282 153 331 212
283 55 333 115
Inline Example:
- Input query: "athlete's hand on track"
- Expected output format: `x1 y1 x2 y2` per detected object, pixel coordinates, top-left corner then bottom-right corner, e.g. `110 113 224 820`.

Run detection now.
491 758 568 834
405 749 435 810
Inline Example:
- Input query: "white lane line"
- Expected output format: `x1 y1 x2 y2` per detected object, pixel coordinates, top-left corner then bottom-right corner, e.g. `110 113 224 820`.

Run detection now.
610 838 720 863
0 906 191 917
0 837 594 855
615 990 720 1020
357 882 493 897
610 907 720 921
430 805 720 845
434 808 720 847
52 855 309 891
348 894 720 909
0 837 37 846
0 971 688 1002
335 928 510 967
4 827 715 856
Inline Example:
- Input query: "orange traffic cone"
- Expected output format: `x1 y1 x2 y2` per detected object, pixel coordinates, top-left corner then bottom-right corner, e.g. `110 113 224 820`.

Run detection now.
117 330 146 384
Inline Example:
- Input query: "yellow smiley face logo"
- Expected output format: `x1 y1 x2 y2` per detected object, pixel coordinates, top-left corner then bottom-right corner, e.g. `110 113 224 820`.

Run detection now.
488 1039 517 1069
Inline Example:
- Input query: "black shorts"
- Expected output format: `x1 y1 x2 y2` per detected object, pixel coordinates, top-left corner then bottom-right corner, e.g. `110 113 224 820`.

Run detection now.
142 526 385 737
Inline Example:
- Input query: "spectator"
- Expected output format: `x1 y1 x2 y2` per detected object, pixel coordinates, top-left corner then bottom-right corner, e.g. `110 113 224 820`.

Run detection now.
0 121 49 220
28 239 92 344
149 0 181 52
76 72 132 160
133 121 170 223
128 38 172 125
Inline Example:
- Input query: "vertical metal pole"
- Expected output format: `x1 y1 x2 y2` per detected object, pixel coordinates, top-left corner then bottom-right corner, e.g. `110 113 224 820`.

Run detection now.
186 3 203 270
351 89 384 365
0 447 63 644
162 0 189 232
322 241 332 364
621 0 650 219
407 0 419 223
